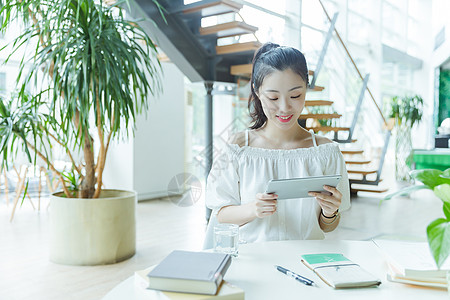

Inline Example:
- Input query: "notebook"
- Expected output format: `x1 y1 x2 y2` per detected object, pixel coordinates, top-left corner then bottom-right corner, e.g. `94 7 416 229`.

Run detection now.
146 250 232 295
301 253 381 289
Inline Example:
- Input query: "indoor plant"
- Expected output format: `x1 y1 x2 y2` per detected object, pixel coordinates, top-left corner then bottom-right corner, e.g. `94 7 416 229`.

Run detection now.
0 0 162 265
384 168 450 269
386 95 423 181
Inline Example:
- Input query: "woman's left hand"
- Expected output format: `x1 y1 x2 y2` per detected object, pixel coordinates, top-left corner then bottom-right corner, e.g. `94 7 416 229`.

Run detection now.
308 185 342 217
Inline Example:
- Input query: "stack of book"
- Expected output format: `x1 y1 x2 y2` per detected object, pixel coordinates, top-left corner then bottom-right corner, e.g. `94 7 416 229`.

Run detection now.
135 250 244 299
373 239 450 289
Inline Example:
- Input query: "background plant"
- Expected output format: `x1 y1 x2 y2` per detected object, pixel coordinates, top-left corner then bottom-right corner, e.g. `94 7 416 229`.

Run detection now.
386 95 423 127
384 168 450 268
0 0 162 198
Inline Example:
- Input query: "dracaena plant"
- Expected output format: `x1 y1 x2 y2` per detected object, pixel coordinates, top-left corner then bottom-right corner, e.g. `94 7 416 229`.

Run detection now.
384 168 450 269
0 0 162 198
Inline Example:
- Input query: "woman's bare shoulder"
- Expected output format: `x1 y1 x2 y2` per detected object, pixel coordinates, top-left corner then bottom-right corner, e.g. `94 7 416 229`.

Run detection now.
227 131 246 147
315 135 334 146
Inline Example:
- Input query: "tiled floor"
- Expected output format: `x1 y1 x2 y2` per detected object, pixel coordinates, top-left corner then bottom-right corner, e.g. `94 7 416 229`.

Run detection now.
0 174 445 300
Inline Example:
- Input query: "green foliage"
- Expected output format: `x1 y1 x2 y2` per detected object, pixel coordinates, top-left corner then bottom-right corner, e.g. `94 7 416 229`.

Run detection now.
62 169 80 198
386 95 423 128
0 0 163 197
438 70 450 127
384 168 450 268
308 106 337 127
0 92 50 167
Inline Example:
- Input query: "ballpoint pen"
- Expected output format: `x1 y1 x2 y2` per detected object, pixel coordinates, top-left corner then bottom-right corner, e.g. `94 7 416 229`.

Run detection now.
275 265 314 286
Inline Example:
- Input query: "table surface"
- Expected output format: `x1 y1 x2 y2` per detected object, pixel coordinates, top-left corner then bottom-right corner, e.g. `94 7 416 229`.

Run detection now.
102 240 448 300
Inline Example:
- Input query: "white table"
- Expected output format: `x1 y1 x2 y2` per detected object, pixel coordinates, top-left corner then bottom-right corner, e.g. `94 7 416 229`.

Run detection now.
102 240 449 299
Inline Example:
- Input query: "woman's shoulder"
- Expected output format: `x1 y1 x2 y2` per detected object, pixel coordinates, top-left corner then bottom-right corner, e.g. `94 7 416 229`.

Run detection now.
314 135 334 146
227 131 247 148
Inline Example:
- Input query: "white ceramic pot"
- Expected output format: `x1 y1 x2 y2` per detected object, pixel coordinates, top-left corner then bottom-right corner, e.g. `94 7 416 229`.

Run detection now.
49 189 136 265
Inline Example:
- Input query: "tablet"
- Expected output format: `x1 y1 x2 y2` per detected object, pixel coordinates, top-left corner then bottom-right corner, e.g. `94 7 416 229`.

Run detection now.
265 174 342 200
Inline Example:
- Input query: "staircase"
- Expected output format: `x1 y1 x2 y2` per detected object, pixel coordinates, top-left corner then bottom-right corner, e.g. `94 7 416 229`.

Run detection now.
131 0 389 195
134 0 261 83
301 95 389 194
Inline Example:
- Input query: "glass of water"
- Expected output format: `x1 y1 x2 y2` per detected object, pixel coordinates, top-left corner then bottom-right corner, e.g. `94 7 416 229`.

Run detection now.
214 223 239 257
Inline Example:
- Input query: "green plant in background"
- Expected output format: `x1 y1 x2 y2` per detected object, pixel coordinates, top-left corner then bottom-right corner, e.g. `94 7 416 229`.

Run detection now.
384 168 450 268
307 106 338 127
0 0 162 198
438 70 450 129
386 95 423 127
385 95 424 181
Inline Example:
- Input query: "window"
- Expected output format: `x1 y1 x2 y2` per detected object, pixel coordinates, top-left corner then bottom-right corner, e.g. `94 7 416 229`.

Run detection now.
0 73 6 92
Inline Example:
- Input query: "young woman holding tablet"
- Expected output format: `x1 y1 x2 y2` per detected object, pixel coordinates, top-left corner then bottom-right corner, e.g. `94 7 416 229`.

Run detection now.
204 43 350 249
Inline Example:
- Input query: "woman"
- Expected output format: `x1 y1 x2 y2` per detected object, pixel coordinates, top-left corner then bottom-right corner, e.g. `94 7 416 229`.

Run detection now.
203 42 350 249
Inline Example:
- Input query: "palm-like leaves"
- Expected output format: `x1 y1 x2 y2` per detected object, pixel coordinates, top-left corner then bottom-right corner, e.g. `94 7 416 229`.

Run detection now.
0 0 162 198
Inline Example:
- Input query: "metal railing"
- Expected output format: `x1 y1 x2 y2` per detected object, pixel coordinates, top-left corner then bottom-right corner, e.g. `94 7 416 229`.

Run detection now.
318 0 388 128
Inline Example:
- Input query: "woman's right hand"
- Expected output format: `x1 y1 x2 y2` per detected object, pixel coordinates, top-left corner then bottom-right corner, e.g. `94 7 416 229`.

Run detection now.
254 193 278 218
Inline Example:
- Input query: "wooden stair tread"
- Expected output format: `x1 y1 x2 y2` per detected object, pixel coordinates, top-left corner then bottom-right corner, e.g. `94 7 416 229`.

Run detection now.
183 0 242 17
306 126 350 132
216 41 261 55
305 100 333 106
351 186 388 193
200 21 258 38
349 177 383 183
299 113 341 120
231 65 315 77
347 169 378 175
341 149 364 155
345 159 371 165
308 85 325 92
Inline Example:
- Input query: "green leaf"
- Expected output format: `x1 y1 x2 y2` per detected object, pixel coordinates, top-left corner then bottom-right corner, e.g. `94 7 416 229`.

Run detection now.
441 168 450 179
434 184 450 205
444 202 450 221
411 169 450 188
427 218 450 268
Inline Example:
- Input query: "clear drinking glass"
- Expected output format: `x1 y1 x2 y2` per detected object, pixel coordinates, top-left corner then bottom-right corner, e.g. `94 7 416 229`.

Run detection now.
214 223 239 257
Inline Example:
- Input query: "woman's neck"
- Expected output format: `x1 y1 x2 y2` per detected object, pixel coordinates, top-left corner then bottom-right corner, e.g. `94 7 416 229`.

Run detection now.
258 121 309 146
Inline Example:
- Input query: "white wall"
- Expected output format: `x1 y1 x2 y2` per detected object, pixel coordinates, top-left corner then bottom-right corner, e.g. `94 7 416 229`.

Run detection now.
103 62 185 201
133 62 185 200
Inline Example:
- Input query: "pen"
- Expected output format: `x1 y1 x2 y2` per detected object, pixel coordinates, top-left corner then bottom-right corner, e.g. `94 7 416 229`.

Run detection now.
275 265 314 286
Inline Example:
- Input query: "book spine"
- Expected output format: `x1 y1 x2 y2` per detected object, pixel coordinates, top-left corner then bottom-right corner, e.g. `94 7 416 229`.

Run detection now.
213 255 232 287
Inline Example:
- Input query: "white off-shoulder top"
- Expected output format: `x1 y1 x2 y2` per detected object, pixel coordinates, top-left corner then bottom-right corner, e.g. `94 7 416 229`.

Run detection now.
203 130 351 249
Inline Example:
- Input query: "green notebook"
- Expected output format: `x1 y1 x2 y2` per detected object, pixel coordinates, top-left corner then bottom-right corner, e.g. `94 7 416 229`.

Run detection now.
301 253 381 289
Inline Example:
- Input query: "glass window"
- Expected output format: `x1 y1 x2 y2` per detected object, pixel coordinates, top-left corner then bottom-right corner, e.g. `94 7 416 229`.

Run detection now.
239 6 285 45
348 0 371 16
385 0 407 11
245 0 286 15
382 2 406 37
347 12 371 45
407 18 421 44
407 0 422 20
301 0 329 31
0 72 6 91
301 26 325 64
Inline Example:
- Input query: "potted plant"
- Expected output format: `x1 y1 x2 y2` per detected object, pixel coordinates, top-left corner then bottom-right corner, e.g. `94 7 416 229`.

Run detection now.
384 168 450 269
385 95 423 181
0 0 162 265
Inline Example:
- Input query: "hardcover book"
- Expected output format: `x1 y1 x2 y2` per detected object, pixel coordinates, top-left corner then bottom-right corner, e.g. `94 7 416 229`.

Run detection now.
146 250 232 295
135 267 244 300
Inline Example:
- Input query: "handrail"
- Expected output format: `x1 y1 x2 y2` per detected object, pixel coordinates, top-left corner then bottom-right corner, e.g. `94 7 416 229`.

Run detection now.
317 0 388 127
236 12 260 43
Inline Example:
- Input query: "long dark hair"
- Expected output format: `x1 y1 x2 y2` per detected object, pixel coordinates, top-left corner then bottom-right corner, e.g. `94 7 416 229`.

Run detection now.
248 42 309 129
